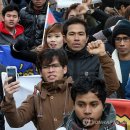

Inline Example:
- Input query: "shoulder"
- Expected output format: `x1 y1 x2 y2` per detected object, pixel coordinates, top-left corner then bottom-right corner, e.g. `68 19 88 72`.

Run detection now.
116 124 125 130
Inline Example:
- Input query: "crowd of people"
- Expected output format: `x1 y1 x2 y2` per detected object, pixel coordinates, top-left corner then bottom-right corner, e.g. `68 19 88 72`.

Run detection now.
0 0 130 130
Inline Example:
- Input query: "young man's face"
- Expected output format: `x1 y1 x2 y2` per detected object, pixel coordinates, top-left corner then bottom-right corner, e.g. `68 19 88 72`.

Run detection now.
64 23 88 52
3 11 19 29
74 92 104 129
115 34 130 57
32 0 46 9
41 57 67 82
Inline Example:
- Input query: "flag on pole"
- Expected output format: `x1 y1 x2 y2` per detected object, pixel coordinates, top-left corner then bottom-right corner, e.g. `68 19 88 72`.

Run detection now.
44 6 57 29
42 3 57 45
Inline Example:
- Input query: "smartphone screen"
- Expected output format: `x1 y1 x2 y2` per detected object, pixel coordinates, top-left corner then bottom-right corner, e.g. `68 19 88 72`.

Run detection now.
6 67 17 84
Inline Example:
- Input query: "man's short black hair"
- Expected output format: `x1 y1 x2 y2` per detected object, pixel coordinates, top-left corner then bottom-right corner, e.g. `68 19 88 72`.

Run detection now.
2 4 20 17
36 48 68 72
63 17 89 37
71 76 107 106
114 0 130 10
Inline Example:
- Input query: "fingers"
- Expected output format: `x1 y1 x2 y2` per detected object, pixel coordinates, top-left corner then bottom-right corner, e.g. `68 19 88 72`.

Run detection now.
76 3 89 15
87 40 102 49
4 77 20 96
87 40 105 55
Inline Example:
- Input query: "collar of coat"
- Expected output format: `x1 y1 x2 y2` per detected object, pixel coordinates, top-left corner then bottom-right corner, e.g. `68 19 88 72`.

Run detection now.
62 103 116 130
64 44 92 58
34 77 73 99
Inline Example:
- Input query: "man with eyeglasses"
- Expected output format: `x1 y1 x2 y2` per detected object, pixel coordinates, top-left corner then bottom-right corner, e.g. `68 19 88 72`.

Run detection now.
1 49 74 130
112 19 130 99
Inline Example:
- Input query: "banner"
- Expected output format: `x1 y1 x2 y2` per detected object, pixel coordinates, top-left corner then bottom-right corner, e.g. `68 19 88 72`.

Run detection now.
106 98 130 130
56 0 82 8
0 45 38 76
92 0 101 4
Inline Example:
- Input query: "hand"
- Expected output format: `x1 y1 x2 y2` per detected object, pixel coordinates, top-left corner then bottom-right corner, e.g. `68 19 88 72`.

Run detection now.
87 40 106 56
14 39 27 51
82 0 92 5
76 2 90 15
4 77 20 101
35 44 43 53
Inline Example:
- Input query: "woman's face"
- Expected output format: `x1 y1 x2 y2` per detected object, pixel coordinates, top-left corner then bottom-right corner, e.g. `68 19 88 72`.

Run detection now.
47 32 64 49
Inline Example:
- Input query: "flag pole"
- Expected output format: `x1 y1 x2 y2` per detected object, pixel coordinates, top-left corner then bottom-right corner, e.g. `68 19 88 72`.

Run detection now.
42 2 50 46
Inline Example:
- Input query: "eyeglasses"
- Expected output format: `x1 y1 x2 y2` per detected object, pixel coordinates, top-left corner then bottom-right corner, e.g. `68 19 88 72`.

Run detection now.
115 37 130 43
42 63 61 69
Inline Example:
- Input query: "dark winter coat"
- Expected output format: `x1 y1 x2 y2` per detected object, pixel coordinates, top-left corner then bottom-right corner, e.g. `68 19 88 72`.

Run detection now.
19 0 48 49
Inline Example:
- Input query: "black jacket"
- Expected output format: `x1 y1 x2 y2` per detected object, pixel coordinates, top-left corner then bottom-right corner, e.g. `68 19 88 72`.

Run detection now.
20 0 48 49
64 45 103 81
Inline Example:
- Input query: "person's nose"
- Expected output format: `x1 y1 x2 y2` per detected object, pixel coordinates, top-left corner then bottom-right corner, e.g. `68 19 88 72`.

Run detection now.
74 34 80 40
10 16 14 21
84 105 92 115
119 40 125 46
48 66 55 72
50 37 56 42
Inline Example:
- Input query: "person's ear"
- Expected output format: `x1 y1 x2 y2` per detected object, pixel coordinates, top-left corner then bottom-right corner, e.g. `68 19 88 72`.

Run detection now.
63 65 67 74
17 17 20 23
63 35 67 43
2 16 4 21
86 36 89 43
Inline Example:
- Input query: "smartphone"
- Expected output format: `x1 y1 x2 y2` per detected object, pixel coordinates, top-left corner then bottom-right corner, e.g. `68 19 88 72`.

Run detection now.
6 66 17 84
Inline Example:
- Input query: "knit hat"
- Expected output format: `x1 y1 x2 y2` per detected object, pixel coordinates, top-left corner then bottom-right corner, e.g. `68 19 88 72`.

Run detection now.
112 19 130 45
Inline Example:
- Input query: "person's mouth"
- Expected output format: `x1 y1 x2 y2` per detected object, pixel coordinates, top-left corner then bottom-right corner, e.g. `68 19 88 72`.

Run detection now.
48 75 56 80
118 48 126 52
72 43 81 48
50 44 57 48
9 22 14 25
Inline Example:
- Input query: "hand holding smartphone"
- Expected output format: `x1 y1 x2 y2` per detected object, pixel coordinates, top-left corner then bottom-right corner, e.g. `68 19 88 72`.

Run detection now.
6 66 17 84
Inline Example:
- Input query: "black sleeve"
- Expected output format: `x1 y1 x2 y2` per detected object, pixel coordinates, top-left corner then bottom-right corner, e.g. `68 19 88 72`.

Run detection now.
102 28 112 37
10 45 37 64
91 8 110 24
88 9 110 34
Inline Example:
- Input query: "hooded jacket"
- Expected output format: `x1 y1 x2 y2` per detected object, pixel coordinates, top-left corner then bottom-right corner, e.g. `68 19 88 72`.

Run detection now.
57 103 125 130
0 22 24 45
1 77 73 130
